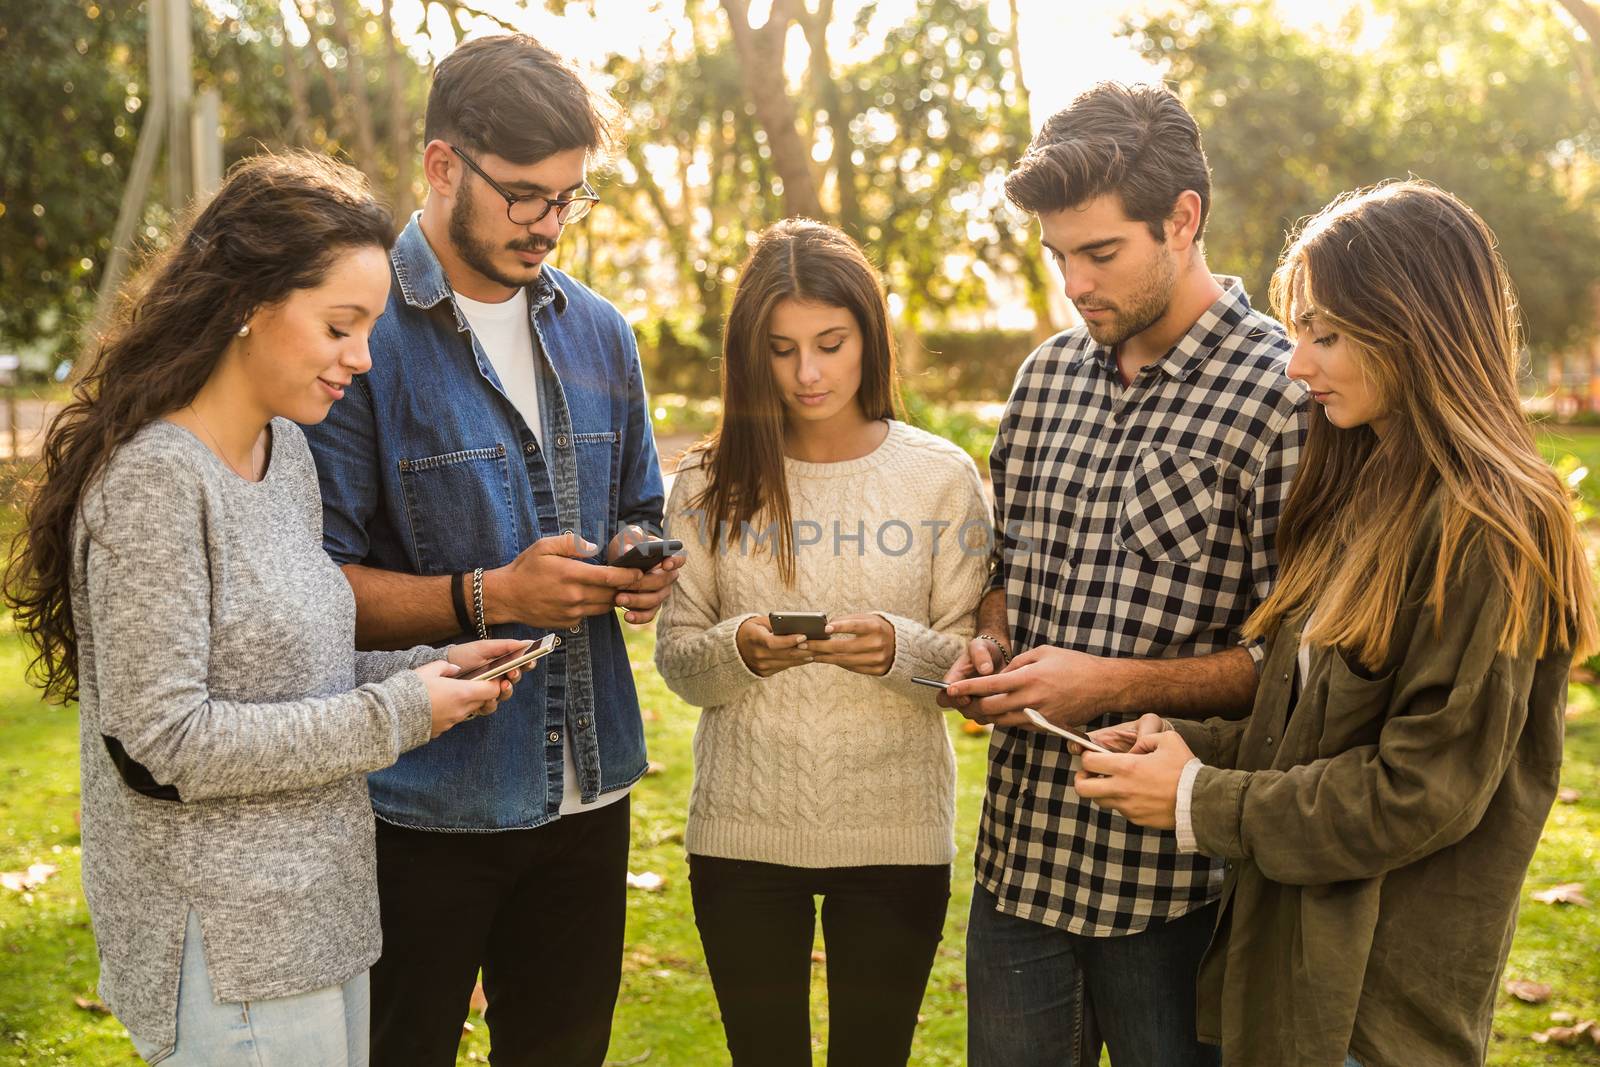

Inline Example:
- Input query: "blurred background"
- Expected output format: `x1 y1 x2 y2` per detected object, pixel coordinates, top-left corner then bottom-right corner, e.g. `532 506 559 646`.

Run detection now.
2 1 1600 1064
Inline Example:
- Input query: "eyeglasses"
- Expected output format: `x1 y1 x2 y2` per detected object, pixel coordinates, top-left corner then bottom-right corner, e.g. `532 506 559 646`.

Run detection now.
450 144 600 226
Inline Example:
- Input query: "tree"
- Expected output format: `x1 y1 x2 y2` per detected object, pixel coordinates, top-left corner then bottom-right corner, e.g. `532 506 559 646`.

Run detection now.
1126 0 1600 354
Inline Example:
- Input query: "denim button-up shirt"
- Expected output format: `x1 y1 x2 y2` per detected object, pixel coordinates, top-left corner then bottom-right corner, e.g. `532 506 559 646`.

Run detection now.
302 216 661 830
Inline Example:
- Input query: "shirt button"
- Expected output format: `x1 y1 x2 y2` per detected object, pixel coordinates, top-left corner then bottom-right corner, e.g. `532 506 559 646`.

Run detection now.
568 623 582 634
547 730 561 744
577 716 590 729
524 441 536 454
556 433 570 448
553 636 563 647
1266 736 1274 746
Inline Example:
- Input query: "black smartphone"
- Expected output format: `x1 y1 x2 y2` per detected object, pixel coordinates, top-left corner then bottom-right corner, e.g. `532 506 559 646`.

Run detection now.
911 675 951 690
610 538 684 571
769 611 829 640
457 634 558 682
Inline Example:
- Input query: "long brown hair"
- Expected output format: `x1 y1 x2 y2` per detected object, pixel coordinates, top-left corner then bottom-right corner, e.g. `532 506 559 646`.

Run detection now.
1245 180 1596 667
690 218 904 585
4 152 393 704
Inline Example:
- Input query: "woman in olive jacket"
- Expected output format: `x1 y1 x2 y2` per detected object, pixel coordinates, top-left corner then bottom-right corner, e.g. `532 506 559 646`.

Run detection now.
1072 181 1596 1067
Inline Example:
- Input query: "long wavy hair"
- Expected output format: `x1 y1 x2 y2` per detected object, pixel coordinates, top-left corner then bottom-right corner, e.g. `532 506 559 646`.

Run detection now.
4 151 393 704
690 218 905 585
1244 180 1596 667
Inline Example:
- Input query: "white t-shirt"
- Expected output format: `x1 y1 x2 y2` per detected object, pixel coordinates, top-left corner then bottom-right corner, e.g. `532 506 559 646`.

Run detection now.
454 287 631 817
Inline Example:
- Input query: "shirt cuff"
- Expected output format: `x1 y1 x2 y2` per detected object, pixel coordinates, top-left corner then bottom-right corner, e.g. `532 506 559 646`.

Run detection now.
1174 757 1205 854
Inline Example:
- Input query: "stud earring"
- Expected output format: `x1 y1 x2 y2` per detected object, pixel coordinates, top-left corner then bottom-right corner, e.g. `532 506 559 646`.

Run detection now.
237 324 251 337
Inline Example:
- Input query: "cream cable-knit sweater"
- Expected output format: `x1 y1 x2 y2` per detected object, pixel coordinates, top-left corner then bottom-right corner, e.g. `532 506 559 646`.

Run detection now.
655 420 989 868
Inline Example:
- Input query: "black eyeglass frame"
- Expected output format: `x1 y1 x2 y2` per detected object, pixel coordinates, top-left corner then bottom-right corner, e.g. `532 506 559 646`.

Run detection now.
449 144 600 226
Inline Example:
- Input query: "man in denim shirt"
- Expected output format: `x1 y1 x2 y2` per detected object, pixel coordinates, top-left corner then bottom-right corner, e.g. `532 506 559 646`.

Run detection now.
302 35 680 1066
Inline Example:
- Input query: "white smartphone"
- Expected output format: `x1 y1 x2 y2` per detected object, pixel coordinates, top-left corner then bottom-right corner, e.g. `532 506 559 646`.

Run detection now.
1022 707 1115 754
458 634 558 682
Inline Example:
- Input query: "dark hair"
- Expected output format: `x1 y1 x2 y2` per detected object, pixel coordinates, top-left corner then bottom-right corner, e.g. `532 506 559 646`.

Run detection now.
423 34 620 165
1005 82 1212 243
692 218 904 585
4 151 393 704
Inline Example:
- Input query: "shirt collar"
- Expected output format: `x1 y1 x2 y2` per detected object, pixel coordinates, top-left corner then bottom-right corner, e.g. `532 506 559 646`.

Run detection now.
390 212 569 317
1070 275 1253 381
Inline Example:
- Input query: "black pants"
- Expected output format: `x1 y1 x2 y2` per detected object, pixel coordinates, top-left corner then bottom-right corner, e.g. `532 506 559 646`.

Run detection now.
687 853 950 1067
369 798 631 1067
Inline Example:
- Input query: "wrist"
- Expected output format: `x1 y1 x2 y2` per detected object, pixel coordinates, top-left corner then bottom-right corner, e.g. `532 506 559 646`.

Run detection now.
480 565 511 627
975 632 1012 665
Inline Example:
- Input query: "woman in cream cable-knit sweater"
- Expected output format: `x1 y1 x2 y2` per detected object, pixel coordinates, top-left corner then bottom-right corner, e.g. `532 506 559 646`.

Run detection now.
655 219 989 1067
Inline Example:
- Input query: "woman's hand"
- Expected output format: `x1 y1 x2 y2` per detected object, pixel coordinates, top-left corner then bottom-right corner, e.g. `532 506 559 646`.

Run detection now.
416 653 518 739
1072 730 1196 830
736 616 814 677
1071 712 1171 754
809 613 896 677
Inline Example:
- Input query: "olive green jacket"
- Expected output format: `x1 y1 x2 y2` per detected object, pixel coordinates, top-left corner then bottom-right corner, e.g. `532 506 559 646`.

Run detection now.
1172 506 1570 1067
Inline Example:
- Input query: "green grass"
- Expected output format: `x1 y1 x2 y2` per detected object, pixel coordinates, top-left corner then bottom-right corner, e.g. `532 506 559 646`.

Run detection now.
3 622 1600 1064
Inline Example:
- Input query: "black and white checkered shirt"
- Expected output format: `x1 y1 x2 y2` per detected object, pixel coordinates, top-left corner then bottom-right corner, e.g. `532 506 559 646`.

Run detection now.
978 278 1307 936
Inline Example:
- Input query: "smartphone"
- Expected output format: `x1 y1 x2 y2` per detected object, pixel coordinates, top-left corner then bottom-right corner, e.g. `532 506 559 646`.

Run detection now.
458 634 558 682
911 675 951 690
769 611 829 640
1022 707 1114 754
610 538 684 571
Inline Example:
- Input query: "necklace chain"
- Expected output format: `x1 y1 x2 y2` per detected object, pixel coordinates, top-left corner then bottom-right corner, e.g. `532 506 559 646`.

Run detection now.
188 404 260 481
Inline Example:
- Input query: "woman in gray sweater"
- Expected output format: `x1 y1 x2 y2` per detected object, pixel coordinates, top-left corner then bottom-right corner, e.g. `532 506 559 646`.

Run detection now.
4 153 526 1065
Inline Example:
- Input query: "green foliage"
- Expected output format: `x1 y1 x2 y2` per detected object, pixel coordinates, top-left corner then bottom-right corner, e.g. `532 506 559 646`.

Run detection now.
1126 0 1600 355
0 0 148 358
904 327 1035 402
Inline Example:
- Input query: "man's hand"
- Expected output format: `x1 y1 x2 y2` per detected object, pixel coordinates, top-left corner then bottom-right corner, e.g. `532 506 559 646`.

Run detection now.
736 615 814 678
936 635 1009 718
486 532 642 630
605 526 685 625
943 645 1129 730
809 613 895 676
1073 730 1196 830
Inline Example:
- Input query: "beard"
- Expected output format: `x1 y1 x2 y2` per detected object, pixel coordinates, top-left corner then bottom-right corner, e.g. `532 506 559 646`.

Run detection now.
1077 246 1177 347
447 190 558 290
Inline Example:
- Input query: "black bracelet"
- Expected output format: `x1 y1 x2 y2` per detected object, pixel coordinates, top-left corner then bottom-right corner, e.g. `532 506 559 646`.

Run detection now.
450 571 473 634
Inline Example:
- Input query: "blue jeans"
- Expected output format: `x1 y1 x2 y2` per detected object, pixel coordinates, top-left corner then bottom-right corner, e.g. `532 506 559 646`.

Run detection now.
131 910 369 1065
967 882 1220 1067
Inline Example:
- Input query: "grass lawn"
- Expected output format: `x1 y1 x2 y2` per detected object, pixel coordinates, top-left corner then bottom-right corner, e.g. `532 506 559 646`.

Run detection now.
0 622 1598 1065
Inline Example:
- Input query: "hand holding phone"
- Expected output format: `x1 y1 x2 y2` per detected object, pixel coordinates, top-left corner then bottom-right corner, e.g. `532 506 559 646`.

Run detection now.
610 538 684 571
768 611 829 640
458 634 558 681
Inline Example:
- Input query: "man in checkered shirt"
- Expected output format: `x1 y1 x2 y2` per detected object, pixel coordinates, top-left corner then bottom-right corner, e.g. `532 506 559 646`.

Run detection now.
941 83 1307 1066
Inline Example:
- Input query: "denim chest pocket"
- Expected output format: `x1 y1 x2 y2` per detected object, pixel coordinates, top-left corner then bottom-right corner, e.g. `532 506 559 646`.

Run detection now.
1116 449 1220 564
398 444 517 572
572 431 620 546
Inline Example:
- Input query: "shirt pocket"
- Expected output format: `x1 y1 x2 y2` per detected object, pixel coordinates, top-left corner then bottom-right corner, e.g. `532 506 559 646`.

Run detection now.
1315 650 1395 757
573 430 621 547
397 444 517 573
1116 449 1220 564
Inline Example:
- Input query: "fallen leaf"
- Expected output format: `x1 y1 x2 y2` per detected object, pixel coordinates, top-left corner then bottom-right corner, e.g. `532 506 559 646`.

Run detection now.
1532 883 1591 907
626 871 666 892
640 707 660 723
1557 788 1581 804
811 950 827 964
961 719 990 736
1 863 58 893
461 1021 474 1035
1531 1019 1599 1046
1505 979 1552 1004
73 995 110 1015
469 980 487 1015
644 761 666 776
1553 1011 1577 1024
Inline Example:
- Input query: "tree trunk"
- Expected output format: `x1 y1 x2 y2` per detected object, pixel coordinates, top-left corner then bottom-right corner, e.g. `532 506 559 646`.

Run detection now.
718 0 825 219
323 0 381 182
381 0 415 218
279 8 312 147
798 0 860 238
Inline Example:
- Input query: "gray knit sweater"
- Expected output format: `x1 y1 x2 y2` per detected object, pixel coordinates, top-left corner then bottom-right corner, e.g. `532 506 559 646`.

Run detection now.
70 418 438 1053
